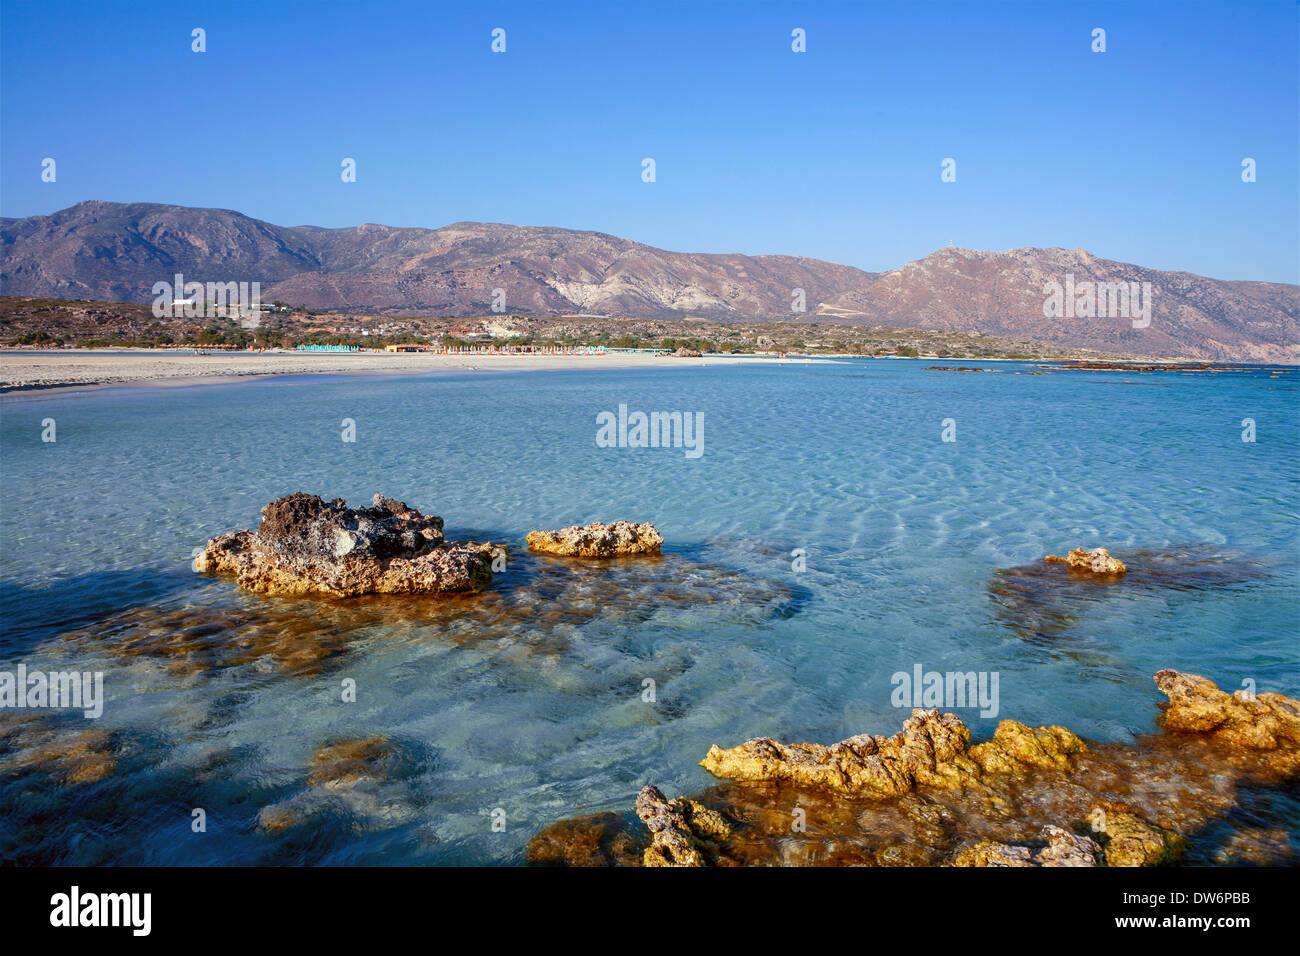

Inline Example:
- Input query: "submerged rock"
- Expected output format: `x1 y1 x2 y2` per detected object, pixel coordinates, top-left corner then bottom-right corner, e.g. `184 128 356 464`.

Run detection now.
1089 800 1185 867
196 492 495 597
525 521 663 558
524 812 646 867
257 735 424 833
531 670 1299 867
0 717 116 786
68 548 800 677
989 544 1269 647
1044 547 1127 576
952 826 1101 867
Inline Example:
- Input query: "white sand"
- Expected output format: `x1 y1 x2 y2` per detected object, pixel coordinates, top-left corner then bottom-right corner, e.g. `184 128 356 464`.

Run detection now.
0 348 818 395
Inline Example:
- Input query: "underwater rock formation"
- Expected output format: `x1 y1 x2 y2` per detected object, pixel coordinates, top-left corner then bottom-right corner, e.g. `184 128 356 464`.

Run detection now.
1043 547 1127 576
66 547 802 677
257 736 423 832
524 811 646 867
989 544 1269 646
951 825 1101 867
0 716 116 786
1089 800 1185 867
196 492 496 597
528 670 1299 867
525 521 663 558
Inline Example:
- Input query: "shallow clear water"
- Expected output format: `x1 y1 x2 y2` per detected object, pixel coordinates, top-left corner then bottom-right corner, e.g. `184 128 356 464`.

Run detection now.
1 359 1297 864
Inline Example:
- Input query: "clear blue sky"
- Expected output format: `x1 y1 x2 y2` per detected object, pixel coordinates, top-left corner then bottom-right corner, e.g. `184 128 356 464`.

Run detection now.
2 0 1297 282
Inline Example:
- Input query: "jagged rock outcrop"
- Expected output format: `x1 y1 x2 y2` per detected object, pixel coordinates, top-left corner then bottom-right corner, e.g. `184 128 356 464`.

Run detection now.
525 521 663 558
1044 547 1127 576
699 710 979 796
634 785 735 867
699 710 1086 796
195 492 496 597
1155 669 1300 750
530 670 1299 867
1155 670 1300 778
968 721 1088 774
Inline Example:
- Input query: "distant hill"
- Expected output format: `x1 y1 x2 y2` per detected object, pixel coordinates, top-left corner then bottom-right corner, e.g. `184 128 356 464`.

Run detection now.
2 201 1295 362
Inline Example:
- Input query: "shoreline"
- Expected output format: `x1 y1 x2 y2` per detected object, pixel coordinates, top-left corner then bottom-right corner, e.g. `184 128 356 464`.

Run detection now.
0 348 834 398
3 348 1291 399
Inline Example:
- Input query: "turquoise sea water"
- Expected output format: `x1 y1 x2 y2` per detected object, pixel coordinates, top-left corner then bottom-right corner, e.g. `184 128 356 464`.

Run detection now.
1 359 1297 864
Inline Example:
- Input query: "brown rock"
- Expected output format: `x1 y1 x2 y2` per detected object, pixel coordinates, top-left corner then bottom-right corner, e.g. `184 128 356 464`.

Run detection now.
1092 801 1185 866
634 785 735 867
527 669 1300 867
699 709 981 796
525 812 646 867
1155 669 1300 752
969 721 1088 774
196 492 495 597
257 736 421 832
525 521 663 558
1044 547 1127 575
701 710 1086 796
951 826 1100 867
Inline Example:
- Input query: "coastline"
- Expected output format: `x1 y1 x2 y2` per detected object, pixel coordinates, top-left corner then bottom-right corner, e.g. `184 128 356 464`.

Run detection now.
0 348 833 397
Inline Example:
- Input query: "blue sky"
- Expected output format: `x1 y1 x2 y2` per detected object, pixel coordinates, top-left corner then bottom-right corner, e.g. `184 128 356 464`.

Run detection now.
2 0 1297 282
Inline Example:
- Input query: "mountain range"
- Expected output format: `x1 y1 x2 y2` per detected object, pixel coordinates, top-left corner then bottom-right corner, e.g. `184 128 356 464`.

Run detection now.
1 200 1295 362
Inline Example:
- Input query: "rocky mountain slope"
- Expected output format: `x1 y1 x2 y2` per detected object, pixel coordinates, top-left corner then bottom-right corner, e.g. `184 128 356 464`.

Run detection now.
2 201 1295 361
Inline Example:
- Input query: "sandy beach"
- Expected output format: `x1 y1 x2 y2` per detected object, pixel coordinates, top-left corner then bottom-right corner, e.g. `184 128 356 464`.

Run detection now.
0 348 811 395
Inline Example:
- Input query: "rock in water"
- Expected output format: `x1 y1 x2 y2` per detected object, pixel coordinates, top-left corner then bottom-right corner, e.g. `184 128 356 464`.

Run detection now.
634 785 735 867
1043 547 1127 575
1155 669 1300 760
533 670 1300 867
525 521 663 558
195 492 495 597
698 709 1087 796
952 826 1102 867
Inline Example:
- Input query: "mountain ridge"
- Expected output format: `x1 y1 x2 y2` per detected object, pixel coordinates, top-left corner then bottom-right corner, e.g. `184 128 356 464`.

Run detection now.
2 201 1295 362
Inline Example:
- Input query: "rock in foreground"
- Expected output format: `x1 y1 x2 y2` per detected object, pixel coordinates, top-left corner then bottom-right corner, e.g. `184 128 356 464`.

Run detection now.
529 670 1299 867
1044 547 1127 575
525 521 663 558
196 492 495 597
